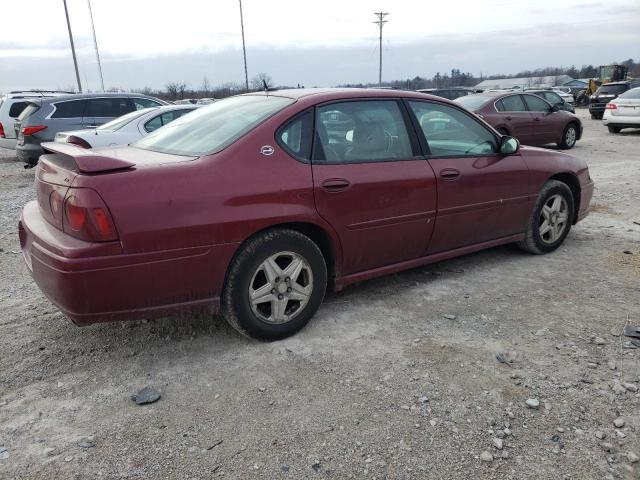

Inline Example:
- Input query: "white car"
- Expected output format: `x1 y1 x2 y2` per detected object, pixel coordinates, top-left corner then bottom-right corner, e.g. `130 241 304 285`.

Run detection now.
54 104 198 148
602 87 640 133
552 88 575 104
0 90 71 149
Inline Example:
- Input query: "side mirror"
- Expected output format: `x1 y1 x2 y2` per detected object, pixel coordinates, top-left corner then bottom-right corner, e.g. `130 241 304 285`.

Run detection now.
500 135 519 155
550 104 560 113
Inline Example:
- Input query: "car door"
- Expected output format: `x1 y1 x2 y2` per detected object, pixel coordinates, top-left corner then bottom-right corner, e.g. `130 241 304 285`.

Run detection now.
406 100 531 254
522 94 557 145
494 94 536 144
83 97 135 128
311 99 437 275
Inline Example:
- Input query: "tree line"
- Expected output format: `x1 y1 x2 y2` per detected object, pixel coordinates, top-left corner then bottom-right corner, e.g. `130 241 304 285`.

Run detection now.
122 58 638 100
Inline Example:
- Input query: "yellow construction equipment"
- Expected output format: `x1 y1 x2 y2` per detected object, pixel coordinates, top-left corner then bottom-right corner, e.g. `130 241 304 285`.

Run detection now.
576 64 629 106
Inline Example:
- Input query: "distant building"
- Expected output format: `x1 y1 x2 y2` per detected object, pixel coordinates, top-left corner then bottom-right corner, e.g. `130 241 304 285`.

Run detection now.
474 75 574 90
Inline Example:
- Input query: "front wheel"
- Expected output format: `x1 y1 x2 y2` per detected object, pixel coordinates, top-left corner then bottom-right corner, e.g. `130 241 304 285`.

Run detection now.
222 229 327 341
557 123 578 149
517 180 575 254
608 126 621 134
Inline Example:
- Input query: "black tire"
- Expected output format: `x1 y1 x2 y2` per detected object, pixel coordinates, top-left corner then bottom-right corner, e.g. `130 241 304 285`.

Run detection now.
222 229 327 341
608 126 621 134
557 123 578 149
517 180 575 255
497 128 509 136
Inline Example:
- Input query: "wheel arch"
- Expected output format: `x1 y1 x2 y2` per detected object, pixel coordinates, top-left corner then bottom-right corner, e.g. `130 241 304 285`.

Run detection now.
548 172 581 224
225 220 343 292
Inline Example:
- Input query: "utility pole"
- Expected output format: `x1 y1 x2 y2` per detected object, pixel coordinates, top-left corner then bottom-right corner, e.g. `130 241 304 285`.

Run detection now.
373 12 389 87
239 0 249 91
63 0 82 92
87 0 105 91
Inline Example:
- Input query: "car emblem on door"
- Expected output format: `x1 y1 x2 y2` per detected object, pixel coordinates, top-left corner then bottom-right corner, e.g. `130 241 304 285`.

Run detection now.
260 145 275 156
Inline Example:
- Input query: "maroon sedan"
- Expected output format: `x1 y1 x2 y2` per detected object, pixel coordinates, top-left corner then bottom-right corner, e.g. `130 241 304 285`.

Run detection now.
19 89 593 340
455 92 582 149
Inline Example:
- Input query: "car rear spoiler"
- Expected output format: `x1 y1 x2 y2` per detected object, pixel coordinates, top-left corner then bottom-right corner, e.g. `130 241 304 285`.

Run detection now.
41 142 136 173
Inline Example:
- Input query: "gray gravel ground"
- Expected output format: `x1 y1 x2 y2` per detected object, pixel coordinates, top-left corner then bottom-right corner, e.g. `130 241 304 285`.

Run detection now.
0 110 639 479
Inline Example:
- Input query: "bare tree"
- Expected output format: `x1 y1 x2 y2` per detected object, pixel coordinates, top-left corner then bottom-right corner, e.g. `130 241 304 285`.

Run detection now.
200 76 212 97
177 82 187 99
165 82 180 100
251 73 273 91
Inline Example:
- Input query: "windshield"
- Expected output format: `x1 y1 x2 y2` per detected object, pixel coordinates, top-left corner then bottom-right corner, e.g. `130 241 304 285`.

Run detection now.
134 95 294 156
619 87 640 100
596 84 627 95
97 108 157 131
454 95 493 111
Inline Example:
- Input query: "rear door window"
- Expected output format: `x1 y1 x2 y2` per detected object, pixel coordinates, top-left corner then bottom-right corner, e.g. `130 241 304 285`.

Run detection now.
499 95 527 112
597 84 627 95
51 100 86 118
144 109 194 133
314 100 414 164
85 97 133 117
8 101 28 118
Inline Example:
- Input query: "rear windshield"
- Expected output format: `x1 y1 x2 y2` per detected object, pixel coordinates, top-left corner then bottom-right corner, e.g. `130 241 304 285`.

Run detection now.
618 87 640 100
134 95 294 156
454 95 493 111
596 84 627 95
18 103 40 121
9 101 28 118
97 107 157 131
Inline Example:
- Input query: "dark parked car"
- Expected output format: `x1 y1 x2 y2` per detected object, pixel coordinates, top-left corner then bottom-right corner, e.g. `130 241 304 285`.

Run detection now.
589 81 640 119
455 92 582 149
525 89 575 113
19 89 593 340
417 88 472 100
14 93 166 165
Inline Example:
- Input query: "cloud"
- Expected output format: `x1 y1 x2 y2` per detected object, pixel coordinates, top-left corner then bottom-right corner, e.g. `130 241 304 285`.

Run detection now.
1 19 638 92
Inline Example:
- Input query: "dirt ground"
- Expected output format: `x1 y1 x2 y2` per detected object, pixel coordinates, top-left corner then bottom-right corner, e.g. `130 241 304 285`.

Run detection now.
0 109 639 480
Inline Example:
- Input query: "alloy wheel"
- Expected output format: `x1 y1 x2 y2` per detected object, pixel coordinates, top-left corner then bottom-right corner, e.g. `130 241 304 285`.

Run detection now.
248 251 313 324
565 126 576 147
538 194 569 244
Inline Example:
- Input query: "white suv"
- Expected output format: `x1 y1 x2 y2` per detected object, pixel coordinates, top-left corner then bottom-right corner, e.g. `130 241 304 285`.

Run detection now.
0 91 71 149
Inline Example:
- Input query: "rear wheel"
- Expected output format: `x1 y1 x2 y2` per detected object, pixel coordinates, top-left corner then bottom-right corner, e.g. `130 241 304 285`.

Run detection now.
497 128 509 136
557 123 578 149
222 229 327 341
608 126 621 134
517 180 575 254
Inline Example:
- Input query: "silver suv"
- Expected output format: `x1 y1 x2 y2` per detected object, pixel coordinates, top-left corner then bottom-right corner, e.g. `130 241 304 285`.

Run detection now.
0 91 72 149
14 93 167 165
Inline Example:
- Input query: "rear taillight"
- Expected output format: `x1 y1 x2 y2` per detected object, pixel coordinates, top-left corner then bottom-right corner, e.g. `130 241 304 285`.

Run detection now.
606 103 617 110
0 122 4 138
61 189 118 242
66 135 92 149
22 125 47 136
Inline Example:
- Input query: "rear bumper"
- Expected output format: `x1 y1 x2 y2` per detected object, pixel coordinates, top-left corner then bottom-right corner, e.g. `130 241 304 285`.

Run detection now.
588 104 606 115
0 137 17 150
602 115 640 128
19 201 238 325
16 141 44 165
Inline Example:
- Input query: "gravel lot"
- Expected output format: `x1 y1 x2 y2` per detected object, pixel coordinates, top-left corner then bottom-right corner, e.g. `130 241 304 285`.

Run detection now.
1 110 639 479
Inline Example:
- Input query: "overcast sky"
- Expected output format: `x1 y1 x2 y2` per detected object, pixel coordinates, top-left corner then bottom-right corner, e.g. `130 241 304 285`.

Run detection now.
1 0 638 92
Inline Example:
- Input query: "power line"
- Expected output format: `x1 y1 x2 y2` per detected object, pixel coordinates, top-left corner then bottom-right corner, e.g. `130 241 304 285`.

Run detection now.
239 0 249 91
373 12 389 87
87 0 105 91
62 0 82 92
